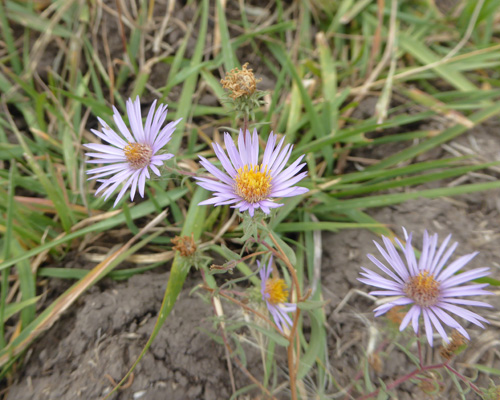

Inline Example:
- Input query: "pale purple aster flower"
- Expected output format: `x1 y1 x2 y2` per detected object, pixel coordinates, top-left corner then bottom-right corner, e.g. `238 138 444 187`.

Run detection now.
259 257 297 333
195 129 308 217
359 228 492 346
85 96 181 206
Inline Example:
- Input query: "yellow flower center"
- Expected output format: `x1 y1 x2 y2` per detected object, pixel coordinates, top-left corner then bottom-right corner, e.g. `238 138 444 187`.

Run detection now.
235 164 272 203
124 142 153 169
404 271 440 307
265 277 289 305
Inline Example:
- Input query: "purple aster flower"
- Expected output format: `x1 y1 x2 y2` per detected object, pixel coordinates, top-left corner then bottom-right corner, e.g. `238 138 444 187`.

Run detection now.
195 129 308 217
259 257 297 333
359 228 492 346
85 96 181 207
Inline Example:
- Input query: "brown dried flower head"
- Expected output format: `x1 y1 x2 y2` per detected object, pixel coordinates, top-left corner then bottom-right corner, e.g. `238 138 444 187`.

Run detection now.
171 234 197 257
439 330 468 361
221 63 261 100
386 305 406 325
417 371 444 395
368 354 383 374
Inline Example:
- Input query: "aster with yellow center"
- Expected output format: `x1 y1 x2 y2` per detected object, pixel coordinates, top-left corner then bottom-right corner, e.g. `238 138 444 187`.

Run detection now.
85 96 181 206
358 228 492 347
196 129 308 217
259 257 297 333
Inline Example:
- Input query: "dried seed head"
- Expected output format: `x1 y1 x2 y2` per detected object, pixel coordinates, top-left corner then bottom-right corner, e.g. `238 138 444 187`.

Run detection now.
417 371 444 395
386 305 406 325
368 354 383 374
171 234 197 257
221 63 261 100
439 330 468 361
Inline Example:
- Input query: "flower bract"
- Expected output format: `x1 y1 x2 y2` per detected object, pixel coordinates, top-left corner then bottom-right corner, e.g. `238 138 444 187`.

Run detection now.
259 257 297 333
85 96 181 206
196 129 308 216
358 228 492 346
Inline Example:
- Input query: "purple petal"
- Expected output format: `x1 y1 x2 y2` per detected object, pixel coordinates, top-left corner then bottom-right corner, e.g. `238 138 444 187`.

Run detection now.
224 133 243 170
262 132 276 167
113 105 134 143
436 252 478 282
422 309 434 347
439 267 490 289
427 308 449 343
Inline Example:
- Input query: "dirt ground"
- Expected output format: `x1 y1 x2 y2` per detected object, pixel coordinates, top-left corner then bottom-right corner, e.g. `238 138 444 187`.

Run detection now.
4 120 500 399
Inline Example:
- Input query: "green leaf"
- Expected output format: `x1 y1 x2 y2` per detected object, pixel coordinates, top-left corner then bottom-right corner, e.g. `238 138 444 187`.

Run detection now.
170 0 209 153
3 297 41 322
313 181 500 213
216 0 237 71
298 308 326 380
399 33 477 92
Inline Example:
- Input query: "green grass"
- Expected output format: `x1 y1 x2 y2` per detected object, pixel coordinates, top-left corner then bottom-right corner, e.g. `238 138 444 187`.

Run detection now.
1 0 500 397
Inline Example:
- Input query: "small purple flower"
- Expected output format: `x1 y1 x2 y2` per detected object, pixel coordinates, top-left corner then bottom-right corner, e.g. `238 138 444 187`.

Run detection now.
85 96 181 206
359 228 492 346
259 257 297 333
195 129 308 217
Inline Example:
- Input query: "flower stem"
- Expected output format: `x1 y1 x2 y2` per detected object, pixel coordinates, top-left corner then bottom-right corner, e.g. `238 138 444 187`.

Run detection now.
416 331 423 368
444 364 483 395
243 113 249 135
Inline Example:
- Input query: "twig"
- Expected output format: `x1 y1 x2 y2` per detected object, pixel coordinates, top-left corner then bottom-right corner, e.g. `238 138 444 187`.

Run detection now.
366 0 384 75
104 372 134 390
114 0 128 54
